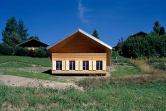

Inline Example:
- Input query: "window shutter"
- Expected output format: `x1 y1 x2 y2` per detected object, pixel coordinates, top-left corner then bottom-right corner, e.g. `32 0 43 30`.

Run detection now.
93 60 96 70
66 60 69 70
89 60 92 70
62 60 65 71
52 60 56 70
79 60 82 71
75 60 78 71
103 60 106 71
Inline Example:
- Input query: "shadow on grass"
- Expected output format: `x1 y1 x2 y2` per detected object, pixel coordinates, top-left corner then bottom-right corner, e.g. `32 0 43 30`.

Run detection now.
42 69 106 76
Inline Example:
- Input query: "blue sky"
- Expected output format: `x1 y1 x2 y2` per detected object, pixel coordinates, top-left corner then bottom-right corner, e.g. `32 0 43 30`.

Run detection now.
0 0 165 47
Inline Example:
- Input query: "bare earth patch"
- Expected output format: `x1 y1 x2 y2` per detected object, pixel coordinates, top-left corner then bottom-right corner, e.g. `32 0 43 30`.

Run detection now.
0 75 83 90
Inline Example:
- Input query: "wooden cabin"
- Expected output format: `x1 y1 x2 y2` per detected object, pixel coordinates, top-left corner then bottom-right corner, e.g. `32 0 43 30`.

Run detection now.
16 39 49 50
47 28 112 75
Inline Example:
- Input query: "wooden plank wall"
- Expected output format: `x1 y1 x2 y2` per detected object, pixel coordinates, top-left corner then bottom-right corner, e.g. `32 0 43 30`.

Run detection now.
52 53 106 74
48 32 111 66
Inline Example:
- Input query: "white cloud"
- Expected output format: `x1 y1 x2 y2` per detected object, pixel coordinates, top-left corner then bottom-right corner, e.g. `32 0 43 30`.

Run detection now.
78 0 90 23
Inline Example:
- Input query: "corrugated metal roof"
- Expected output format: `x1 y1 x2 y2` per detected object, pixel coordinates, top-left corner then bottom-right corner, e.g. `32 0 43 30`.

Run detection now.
47 28 112 50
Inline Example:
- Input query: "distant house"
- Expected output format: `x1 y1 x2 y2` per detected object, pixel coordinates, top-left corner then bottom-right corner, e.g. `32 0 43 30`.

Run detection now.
47 28 112 75
129 31 148 37
16 39 49 50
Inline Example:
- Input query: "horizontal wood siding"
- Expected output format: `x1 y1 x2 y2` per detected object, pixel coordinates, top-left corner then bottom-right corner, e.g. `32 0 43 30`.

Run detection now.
52 53 106 74
52 53 106 59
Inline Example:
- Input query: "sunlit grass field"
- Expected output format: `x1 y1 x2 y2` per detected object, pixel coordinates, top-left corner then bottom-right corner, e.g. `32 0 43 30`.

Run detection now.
0 55 166 110
0 81 165 110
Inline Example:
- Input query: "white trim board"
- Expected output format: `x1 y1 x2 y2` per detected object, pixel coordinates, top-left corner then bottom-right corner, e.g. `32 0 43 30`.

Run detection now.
47 28 112 50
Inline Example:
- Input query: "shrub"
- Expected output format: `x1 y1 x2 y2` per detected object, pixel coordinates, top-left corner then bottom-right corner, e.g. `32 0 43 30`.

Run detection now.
15 47 29 56
28 47 49 58
119 33 166 58
0 43 15 55
112 51 119 58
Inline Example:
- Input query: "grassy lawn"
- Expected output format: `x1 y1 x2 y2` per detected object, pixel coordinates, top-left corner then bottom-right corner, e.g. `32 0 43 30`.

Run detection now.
0 62 32 68
0 56 77 83
0 56 51 67
0 81 165 110
111 65 141 77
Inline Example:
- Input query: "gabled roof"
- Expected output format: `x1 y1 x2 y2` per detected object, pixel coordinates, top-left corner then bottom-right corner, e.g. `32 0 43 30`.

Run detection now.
129 31 148 37
47 28 112 50
16 39 49 47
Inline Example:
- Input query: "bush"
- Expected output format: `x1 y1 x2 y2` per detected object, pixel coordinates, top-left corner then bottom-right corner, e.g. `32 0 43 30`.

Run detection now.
0 43 15 55
28 47 49 58
15 47 29 56
121 33 166 58
112 51 119 58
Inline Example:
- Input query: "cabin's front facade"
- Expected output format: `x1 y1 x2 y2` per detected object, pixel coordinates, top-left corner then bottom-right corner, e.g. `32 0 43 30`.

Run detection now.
47 28 112 75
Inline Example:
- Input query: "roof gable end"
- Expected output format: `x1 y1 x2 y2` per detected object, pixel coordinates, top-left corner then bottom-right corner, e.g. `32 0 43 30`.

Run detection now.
47 28 112 50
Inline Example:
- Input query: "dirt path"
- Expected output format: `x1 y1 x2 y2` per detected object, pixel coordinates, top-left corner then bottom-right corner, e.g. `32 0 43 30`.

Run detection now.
0 75 83 90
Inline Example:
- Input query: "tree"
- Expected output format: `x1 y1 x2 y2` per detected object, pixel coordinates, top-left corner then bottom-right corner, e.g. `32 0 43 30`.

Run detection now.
2 16 17 44
10 32 23 47
153 20 165 36
92 29 99 39
159 26 165 36
17 19 29 41
153 20 160 34
116 37 124 55
2 16 29 47
28 36 39 40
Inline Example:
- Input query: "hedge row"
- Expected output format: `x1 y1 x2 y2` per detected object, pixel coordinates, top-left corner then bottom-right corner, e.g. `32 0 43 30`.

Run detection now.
0 43 49 58
117 33 166 58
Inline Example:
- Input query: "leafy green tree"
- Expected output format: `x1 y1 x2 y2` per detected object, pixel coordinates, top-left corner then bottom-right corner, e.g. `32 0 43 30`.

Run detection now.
116 37 124 55
153 20 160 34
17 19 29 41
159 26 165 36
92 29 99 39
153 20 165 36
0 43 15 55
28 36 40 40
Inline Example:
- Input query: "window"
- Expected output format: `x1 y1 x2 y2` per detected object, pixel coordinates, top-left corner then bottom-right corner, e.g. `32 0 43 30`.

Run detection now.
96 61 102 70
56 61 62 70
69 61 75 70
83 61 89 70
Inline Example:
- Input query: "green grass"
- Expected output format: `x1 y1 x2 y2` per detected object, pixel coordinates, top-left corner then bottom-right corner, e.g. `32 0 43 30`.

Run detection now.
0 56 77 83
111 65 141 77
0 56 51 67
0 81 165 110
147 59 166 71
0 62 32 68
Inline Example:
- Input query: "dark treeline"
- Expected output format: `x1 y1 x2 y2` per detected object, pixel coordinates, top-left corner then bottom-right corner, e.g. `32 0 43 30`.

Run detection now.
116 21 166 58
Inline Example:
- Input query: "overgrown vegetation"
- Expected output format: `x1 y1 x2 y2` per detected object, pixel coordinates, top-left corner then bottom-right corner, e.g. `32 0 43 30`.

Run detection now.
147 59 166 71
0 81 166 110
116 21 166 58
